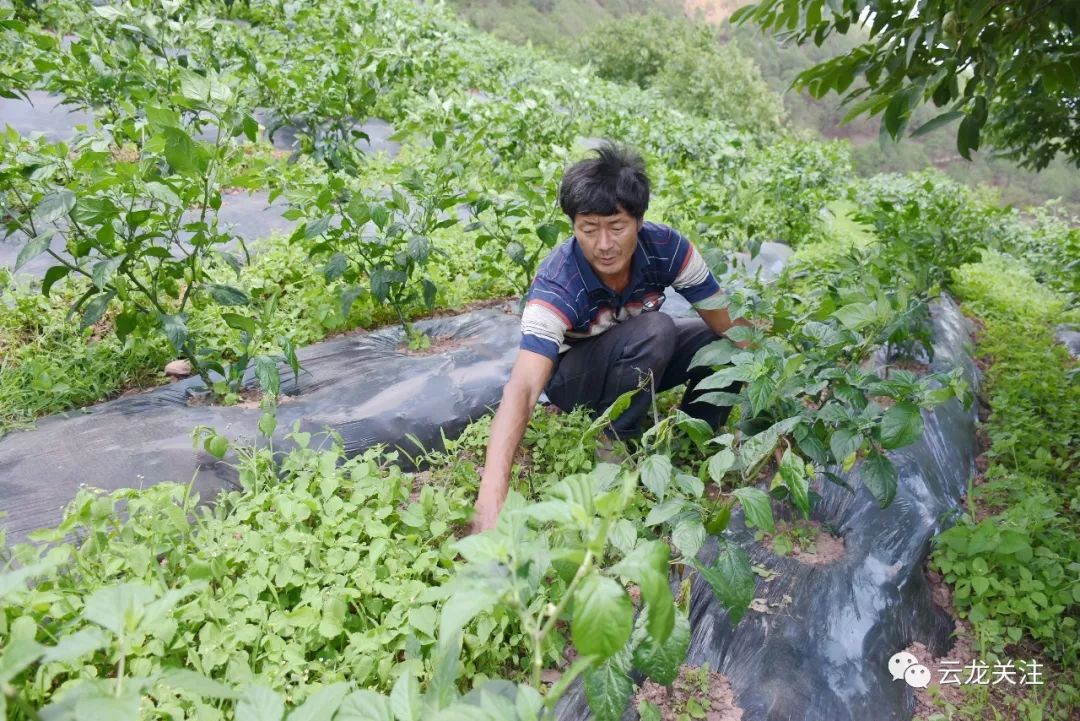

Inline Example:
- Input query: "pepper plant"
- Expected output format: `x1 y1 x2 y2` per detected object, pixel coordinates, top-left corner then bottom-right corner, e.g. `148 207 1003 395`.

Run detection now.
0 67 296 398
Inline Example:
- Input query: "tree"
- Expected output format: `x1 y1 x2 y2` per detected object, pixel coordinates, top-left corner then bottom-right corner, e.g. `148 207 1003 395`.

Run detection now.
732 1 1080 170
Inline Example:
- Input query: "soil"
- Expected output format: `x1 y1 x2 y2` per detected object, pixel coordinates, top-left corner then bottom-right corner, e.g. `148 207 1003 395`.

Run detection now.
763 519 846 565
906 568 1065 720
634 665 743 721
185 386 296 408
395 333 465 356
889 358 932 374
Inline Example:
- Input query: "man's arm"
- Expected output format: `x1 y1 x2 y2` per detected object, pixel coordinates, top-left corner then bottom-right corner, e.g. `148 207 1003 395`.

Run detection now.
696 305 753 348
471 349 555 533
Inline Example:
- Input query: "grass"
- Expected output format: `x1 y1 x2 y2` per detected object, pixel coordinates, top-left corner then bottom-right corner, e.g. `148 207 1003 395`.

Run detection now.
924 251 1080 720
0 224 519 437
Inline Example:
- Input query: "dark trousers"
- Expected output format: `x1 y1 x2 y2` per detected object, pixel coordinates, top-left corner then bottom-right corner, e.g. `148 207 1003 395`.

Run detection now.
545 312 736 440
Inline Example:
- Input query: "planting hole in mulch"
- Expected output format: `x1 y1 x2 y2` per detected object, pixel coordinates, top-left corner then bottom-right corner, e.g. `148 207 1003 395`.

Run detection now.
760 519 845 564
396 333 466 356
634 664 743 721
185 387 296 408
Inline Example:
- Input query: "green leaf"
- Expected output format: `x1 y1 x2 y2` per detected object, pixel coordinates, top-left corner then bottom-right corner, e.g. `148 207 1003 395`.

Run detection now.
145 181 182 207
861 449 897 507
957 113 981 160
833 302 876 331
689 338 736 369
425 631 462 712
585 387 637 436
41 628 108 664
672 518 706 560
694 539 755 624
0 563 51 601
640 455 672 500
610 541 673 643
159 669 238 699
0 638 44 685
258 412 277 438
675 414 713 447
638 701 662 721
82 582 156 636
15 228 56 270
242 114 259 142
632 610 690 686
732 487 774 533
289 683 349 721
255 355 281 396
323 252 349 281
879 402 923 450
159 313 188 352
536 222 562 247
32 189 75 225
205 283 250 306
42 264 70 296
829 427 862 465
438 584 503 647
408 605 437 637
778 449 810 517
737 417 800 474
407 235 431 263
572 573 633 660
205 434 229 459
707 449 735 483
75 694 140 721
222 312 257 335
80 290 115 328
644 498 689 527
337 691 394 721
910 110 963 138
341 285 365 318
697 364 755 391
179 69 210 102
163 126 200 175
584 647 633 721
390 672 421 721
747 376 776 416
236 685 285 721
91 256 123 290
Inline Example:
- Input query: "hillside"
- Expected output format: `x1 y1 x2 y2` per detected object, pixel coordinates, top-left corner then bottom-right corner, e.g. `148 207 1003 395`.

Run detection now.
451 0 1080 217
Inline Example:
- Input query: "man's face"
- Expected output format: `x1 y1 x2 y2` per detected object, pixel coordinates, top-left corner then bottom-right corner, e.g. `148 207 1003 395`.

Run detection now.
573 206 642 283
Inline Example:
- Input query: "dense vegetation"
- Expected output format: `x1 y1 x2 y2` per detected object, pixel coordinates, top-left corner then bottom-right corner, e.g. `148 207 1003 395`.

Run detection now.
453 0 1080 217
0 0 1077 719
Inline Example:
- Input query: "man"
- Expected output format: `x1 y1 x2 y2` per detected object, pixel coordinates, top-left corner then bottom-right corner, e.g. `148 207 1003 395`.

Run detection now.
471 141 746 533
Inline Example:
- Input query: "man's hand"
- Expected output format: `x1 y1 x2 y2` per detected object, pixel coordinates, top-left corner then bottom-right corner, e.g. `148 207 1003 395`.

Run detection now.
470 467 503 534
468 349 553 534
697 304 753 349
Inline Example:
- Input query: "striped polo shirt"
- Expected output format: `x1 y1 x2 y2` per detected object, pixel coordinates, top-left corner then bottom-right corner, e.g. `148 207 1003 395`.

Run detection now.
520 221 721 361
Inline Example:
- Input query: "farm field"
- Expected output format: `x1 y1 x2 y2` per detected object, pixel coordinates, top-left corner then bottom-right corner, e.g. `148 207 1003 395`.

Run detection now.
0 1 1077 720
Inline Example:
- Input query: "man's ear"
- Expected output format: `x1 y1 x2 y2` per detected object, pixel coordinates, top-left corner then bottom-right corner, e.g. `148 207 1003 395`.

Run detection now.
636 217 644 233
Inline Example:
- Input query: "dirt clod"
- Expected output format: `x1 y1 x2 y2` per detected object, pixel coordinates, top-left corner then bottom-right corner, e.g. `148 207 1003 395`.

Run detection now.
634 665 743 721
165 359 193 378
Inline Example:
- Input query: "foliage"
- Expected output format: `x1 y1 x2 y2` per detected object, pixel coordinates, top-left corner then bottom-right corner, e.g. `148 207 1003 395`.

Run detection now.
0 428 486 717
733 0 1080 170
932 253 1080 671
574 13 784 134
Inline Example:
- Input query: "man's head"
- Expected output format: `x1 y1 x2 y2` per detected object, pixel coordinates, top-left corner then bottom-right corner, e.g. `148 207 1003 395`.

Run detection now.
559 142 650 285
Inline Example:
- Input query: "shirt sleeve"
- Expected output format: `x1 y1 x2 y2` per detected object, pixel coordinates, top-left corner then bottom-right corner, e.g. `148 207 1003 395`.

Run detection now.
519 277 575 361
671 233 722 303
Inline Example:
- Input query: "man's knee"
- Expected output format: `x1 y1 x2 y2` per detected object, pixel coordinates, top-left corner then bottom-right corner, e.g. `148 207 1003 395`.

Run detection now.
621 311 676 363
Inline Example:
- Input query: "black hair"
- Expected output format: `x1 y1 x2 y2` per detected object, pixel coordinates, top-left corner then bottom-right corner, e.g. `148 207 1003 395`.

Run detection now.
558 141 650 221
